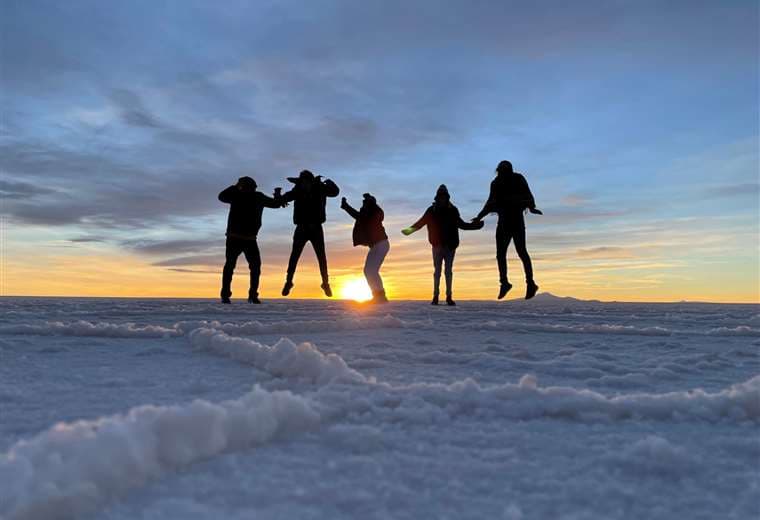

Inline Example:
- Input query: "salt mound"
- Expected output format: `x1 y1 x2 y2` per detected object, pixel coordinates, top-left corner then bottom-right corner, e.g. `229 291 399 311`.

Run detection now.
0 387 319 520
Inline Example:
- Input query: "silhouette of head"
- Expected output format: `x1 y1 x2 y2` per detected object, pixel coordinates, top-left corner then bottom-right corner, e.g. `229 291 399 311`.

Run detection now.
362 193 377 209
434 184 451 205
496 160 514 175
238 176 257 191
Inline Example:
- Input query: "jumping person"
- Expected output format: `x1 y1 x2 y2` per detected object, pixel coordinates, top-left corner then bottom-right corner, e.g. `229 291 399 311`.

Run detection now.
473 160 542 300
280 170 340 297
341 193 390 303
402 184 483 305
218 176 284 304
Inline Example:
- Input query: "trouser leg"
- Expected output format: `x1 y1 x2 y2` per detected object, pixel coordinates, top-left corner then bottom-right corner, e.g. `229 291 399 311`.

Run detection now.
495 224 513 284
309 225 329 284
221 238 243 298
432 246 443 297
364 239 389 292
444 247 455 297
512 226 533 283
242 240 262 296
286 226 308 282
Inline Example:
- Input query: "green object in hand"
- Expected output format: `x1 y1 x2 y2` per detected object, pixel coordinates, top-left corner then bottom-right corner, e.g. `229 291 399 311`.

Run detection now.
401 227 416 236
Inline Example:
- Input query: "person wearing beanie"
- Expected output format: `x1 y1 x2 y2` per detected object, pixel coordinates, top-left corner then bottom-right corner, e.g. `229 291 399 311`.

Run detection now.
341 193 390 303
473 160 542 300
218 176 285 304
402 184 483 305
279 170 340 297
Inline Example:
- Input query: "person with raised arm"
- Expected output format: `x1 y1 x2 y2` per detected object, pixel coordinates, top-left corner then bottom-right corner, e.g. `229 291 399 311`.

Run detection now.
279 170 340 297
341 193 390 303
402 184 483 306
218 176 285 304
472 160 542 300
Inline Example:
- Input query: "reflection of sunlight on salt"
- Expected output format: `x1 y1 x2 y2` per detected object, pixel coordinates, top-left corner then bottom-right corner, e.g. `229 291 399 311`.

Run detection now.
339 277 373 302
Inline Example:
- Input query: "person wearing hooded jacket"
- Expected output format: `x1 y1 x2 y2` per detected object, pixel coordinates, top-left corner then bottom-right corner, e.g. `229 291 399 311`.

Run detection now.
341 193 390 303
473 160 541 300
279 170 340 297
402 184 483 305
218 176 284 304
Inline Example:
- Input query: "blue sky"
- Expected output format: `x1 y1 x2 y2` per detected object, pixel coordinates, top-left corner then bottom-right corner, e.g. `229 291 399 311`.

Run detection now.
1 0 758 301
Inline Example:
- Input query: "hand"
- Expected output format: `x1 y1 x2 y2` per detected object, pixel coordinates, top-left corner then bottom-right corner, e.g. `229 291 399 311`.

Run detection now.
340 197 348 209
470 216 482 223
472 219 484 230
401 227 416 236
529 208 543 215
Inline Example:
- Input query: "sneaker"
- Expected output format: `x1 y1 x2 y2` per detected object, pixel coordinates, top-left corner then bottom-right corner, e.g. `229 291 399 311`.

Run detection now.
446 297 456 306
221 296 231 304
431 295 439 305
321 283 333 297
281 281 293 296
526 281 539 300
498 282 513 300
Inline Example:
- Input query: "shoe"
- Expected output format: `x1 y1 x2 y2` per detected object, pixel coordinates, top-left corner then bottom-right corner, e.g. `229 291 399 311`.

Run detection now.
321 282 333 297
431 295 439 305
446 297 456 306
221 296 231 304
526 281 539 300
372 290 389 303
248 294 261 304
282 280 293 296
498 282 513 300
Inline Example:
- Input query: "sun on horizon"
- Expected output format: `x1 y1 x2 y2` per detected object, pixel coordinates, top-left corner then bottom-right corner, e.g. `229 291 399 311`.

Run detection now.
338 277 373 302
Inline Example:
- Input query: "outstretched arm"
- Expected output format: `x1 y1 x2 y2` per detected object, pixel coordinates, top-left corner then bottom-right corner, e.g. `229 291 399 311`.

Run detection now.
340 198 360 219
402 209 430 235
258 192 284 209
474 180 498 220
218 186 237 203
322 179 340 197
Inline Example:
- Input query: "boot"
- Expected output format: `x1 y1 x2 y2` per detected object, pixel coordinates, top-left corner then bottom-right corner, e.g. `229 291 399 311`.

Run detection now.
372 290 389 304
321 282 333 297
221 296 231 304
248 292 261 304
526 281 539 300
446 296 456 306
498 281 512 300
282 279 294 296
431 295 439 305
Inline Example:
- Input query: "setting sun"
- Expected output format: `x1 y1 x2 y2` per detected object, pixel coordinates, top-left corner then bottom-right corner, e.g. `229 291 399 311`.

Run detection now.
338 277 373 302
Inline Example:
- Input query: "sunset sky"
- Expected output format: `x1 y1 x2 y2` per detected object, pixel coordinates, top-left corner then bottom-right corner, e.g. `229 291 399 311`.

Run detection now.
1 0 758 302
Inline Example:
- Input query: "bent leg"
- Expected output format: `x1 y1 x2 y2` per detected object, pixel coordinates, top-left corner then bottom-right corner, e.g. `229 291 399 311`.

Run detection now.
512 227 534 283
364 240 389 292
221 238 243 298
286 226 308 282
310 225 330 284
495 223 513 284
242 240 262 297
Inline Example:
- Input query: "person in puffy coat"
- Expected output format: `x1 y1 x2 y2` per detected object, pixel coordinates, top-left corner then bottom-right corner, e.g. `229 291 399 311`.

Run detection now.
341 193 390 303
402 184 483 305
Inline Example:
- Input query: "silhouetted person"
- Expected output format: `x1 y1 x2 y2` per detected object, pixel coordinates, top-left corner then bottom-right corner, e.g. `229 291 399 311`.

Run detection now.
402 184 483 305
473 160 541 300
218 176 284 304
280 170 340 297
341 194 390 303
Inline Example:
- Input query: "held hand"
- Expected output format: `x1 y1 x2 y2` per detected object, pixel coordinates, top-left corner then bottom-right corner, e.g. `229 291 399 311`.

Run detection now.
472 219 485 230
470 216 482 223
529 208 543 215
340 197 348 209
401 227 416 236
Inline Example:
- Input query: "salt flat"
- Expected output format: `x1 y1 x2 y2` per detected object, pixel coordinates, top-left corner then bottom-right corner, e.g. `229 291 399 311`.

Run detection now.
1 295 758 520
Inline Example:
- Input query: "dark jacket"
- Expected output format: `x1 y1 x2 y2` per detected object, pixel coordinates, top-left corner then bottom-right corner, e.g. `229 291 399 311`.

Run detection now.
219 186 281 239
282 179 340 225
343 202 388 247
410 202 481 249
476 172 536 224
